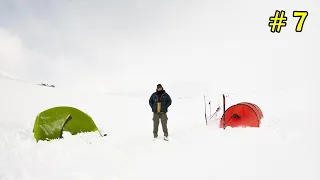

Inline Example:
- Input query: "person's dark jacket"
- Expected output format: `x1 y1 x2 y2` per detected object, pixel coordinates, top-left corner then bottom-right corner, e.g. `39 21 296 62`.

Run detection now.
149 90 172 113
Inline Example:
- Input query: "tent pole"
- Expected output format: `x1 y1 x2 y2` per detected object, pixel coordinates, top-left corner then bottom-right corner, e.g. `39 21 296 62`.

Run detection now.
223 94 226 129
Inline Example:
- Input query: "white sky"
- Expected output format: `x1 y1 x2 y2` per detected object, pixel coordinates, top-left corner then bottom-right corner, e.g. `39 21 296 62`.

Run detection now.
0 0 319 94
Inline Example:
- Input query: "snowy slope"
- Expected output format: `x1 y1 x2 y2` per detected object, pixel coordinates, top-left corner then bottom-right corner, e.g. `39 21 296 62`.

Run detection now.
0 77 319 180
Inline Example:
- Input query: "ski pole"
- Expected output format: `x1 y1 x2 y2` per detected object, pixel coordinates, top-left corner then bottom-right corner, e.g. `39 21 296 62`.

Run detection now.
204 95 207 125
209 101 211 116
223 94 226 129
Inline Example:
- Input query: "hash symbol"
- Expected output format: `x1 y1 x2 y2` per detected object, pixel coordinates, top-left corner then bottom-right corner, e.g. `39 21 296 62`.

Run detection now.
269 10 287 33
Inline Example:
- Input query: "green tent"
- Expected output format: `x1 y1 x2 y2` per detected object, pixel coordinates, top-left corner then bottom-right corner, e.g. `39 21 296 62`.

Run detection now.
33 106 102 141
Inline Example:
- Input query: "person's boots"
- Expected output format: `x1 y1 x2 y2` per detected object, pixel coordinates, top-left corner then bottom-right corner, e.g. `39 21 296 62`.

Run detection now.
154 133 158 138
164 135 168 141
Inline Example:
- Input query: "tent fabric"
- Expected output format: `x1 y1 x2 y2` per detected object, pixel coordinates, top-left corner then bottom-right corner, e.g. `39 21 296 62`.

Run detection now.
33 106 100 141
220 102 263 128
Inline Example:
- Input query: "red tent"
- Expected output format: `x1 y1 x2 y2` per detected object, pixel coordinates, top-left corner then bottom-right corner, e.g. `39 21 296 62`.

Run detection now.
220 102 263 128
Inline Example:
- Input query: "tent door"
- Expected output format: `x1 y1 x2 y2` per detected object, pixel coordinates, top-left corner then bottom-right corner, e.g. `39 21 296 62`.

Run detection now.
231 113 241 119
60 114 73 138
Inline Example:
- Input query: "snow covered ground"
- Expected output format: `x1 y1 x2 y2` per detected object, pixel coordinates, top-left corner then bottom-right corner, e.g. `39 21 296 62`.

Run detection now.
0 75 319 180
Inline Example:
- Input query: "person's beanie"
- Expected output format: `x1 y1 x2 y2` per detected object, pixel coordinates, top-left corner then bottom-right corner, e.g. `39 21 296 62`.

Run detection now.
157 84 163 88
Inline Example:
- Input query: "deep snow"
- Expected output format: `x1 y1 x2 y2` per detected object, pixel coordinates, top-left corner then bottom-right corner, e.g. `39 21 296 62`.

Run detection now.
0 75 319 180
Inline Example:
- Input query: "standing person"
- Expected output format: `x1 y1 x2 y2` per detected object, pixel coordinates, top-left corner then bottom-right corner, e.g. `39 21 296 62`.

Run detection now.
149 84 172 140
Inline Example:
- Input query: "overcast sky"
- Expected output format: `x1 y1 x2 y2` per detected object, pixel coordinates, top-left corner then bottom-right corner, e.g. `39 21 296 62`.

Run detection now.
0 0 319 94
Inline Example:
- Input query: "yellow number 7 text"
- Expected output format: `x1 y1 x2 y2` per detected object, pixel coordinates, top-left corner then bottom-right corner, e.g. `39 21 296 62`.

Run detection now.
293 11 308 32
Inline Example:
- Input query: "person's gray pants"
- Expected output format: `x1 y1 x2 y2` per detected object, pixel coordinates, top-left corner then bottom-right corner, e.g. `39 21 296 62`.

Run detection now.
153 112 168 137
